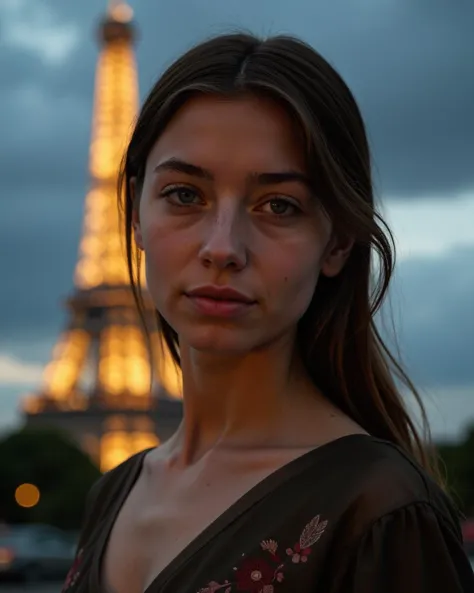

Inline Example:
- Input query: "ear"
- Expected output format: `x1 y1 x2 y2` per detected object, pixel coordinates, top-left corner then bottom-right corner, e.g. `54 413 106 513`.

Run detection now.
320 233 354 278
130 177 144 250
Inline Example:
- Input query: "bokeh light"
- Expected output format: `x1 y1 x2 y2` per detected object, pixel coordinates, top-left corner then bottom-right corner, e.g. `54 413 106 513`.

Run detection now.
15 483 40 508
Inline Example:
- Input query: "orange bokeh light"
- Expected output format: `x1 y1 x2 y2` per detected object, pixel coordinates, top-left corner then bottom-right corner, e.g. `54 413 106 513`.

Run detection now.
15 483 40 508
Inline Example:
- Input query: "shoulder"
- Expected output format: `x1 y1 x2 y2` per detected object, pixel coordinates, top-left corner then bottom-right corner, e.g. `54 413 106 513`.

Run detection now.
317 438 474 591
323 435 461 542
79 447 154 543
61 448 155 592
88 448 150 500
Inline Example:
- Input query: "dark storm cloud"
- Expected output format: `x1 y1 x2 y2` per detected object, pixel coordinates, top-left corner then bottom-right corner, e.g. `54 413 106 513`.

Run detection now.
0 186 82 339
0 61 92 194
388 246 474 387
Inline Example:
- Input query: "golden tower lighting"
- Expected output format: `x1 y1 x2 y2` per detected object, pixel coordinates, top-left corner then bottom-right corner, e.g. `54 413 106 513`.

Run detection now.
23 1 182 473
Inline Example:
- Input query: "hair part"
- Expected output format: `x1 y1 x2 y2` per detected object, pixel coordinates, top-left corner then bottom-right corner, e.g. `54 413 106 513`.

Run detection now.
118 33 442 484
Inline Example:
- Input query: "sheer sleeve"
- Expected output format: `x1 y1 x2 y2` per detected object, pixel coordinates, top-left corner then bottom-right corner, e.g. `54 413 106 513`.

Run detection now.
329 502 474 592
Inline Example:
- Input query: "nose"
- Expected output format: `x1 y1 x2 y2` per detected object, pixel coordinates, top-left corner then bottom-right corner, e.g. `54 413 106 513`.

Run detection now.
198 201 248 271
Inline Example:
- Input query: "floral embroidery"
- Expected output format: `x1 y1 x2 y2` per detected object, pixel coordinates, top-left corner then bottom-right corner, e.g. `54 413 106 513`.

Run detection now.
61 548 83 592
197 514 328 593
235 557 275 592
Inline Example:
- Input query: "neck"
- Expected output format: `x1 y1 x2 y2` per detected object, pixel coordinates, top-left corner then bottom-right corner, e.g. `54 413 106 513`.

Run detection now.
168 333 326 464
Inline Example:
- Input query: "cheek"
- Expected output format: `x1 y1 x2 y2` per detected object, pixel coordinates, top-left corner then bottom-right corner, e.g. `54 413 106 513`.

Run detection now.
268 246 321 315
141 223 179 289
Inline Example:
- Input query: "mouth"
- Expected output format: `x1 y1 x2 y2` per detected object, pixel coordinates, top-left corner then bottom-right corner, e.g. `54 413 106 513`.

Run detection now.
184 286 256 318
185 285 256 304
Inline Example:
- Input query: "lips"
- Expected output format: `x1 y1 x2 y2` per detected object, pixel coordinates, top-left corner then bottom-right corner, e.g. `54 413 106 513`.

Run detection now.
185 285 255 304
184 285 256 318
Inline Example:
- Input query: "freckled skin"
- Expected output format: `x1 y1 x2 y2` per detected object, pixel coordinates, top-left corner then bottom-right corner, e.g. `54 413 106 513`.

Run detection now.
133 94 347 355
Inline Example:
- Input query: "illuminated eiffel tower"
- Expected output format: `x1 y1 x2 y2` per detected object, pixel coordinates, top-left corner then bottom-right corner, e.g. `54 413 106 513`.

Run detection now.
23 1 182 472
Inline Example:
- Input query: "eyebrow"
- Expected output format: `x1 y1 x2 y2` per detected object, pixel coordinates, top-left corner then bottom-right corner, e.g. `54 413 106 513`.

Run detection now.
153 158 311 189
154 158 213 180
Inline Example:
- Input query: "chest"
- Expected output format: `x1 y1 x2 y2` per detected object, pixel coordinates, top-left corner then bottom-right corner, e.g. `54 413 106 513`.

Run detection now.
101 462 287 593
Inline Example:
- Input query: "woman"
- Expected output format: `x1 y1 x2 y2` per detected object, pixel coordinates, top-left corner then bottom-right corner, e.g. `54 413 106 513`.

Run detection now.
62 34 474 593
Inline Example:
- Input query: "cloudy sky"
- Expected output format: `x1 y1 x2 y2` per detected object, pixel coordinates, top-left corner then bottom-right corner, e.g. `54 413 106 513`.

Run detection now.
0 0 473 441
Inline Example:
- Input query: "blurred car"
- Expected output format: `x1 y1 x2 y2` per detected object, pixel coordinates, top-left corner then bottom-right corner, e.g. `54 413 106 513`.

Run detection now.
0 523 75 582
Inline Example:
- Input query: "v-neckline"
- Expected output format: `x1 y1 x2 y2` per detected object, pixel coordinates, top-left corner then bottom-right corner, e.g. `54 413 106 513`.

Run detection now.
95 433 375 593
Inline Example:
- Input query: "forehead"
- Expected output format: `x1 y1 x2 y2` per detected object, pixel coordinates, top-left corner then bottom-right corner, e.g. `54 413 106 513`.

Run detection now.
147 93 307 173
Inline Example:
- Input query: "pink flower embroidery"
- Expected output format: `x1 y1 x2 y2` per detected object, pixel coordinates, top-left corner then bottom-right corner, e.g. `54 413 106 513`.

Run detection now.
286 542 311 563
197 514 328 592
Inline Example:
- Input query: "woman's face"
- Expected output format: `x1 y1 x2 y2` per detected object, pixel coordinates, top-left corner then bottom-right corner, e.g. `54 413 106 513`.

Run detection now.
133 94 348 354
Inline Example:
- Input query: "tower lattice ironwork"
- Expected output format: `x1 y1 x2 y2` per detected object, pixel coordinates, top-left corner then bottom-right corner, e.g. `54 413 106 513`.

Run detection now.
23 1 182 472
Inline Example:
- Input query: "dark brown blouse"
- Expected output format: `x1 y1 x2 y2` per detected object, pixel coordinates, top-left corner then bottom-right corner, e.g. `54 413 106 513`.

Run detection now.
61 435 474 592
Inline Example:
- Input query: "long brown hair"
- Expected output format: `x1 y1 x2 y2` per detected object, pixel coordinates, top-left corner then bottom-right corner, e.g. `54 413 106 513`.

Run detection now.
118 33 440 481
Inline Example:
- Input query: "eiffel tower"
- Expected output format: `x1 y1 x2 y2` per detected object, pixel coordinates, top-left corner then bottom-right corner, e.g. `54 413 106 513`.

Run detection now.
23 1 182 472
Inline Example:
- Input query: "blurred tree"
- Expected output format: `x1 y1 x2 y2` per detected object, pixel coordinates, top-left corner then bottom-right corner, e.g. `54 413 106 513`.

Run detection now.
0 427 101 529
437 425 474 516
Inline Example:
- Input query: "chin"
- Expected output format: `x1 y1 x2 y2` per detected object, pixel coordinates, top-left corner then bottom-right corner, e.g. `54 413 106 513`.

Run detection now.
181 326 260 355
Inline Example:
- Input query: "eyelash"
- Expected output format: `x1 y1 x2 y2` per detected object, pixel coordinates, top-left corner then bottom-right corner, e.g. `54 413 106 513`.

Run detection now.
160 185 201 205
159 185 301 217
